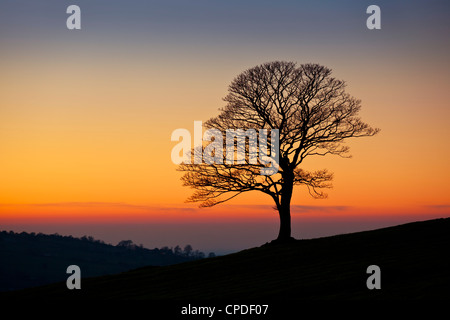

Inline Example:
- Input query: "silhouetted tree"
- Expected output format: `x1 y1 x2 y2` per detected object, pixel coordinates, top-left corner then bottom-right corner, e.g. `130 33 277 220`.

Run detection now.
173 245 182 255
179 61 379 242
192 250 205 259
117 240 134 248
160 246 172 255
208 252 216 258
183 244 193 257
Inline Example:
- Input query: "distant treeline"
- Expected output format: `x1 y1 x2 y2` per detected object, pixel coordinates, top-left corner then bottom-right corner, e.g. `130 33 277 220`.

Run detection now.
0 230 215 259
0 230 215 292
116 239 216 258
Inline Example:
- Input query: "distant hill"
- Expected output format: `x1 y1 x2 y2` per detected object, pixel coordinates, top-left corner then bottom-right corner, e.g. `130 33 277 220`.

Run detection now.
0 231 207 292
2 217 450 301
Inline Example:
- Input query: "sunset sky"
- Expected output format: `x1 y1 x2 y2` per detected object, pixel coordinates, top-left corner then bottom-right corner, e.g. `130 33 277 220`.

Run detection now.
1 0 449 253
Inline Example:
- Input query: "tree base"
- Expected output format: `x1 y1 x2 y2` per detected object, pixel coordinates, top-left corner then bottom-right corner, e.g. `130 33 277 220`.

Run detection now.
262 236 297 247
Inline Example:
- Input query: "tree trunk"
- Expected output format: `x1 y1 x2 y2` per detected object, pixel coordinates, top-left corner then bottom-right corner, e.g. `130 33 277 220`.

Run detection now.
276 171 294 241
277 202 292 241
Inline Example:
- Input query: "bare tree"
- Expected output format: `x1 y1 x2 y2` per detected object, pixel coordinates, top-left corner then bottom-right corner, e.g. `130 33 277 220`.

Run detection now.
178 61 379 242
183 244 193 257
173 245 182 256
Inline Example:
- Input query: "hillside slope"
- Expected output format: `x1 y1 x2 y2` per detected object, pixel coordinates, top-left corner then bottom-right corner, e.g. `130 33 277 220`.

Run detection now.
0 231 201 292
3 217 450 300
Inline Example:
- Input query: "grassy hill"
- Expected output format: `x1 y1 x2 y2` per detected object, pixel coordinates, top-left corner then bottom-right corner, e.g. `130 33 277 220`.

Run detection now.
2 217 449 300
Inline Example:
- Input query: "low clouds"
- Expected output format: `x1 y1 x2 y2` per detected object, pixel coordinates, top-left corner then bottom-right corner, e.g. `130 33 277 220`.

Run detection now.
291 205 351 213
26 202 196 213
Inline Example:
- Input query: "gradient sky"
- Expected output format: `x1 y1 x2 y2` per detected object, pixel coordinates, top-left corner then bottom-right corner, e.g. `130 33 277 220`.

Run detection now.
1 0 449 253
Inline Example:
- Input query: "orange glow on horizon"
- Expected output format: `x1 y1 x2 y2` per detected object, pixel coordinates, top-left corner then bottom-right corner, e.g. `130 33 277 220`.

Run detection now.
1 201 448 226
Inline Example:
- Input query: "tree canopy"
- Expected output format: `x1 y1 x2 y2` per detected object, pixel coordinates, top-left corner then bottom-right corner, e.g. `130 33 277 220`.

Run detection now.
179 61 379 241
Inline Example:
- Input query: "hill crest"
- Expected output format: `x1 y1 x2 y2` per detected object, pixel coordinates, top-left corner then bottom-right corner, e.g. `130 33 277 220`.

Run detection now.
2 217 449 300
